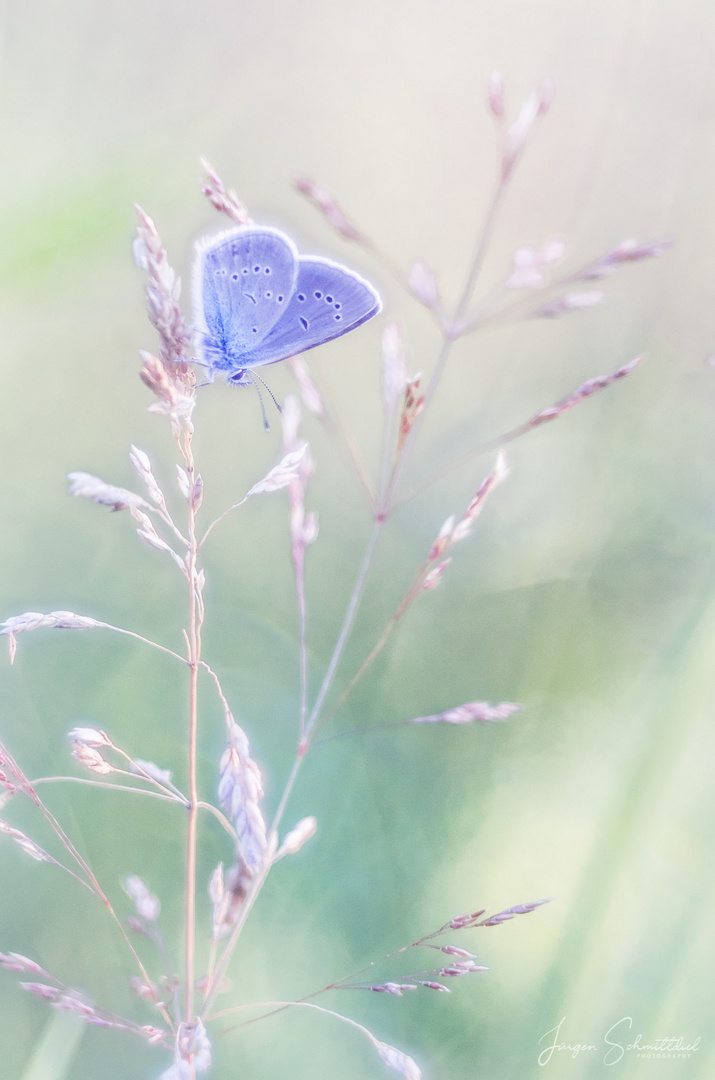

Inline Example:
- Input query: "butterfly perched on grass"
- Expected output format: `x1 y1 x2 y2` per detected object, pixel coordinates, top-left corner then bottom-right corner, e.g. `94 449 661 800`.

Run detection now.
192 226 381 388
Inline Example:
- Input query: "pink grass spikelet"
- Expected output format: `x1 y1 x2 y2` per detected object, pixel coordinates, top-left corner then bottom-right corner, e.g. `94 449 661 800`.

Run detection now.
434 946 478 958
530 357 640 428
372 982 418 995
21 982 60 1001
176 466 191 500
294 176 363 241
139 351 196 429
487 70 504 118
276 815 317 858
506 237 567 290
0 612 100 638
581 237 672 279
282 396 318 561
199 158 253 225
407 261 441 311
70 740 112 775
449 909 487 929
124 875 161 923
536 290 604 317
537 78 555 115
502 84 548 180
478 898 553 925
422 559 452 591
141 1025 167 1045
129 445 168 509
420 981 450 992
288 356 325 417
409 701 521 725
67 471 151 513
0 821 52 862
0 952 49 976
245 446 308 499
131 759 174 787
374 1039 422 1080
190 473 204 512
209 860 252 937
54 994 98 1019
218 720 267 874
208 862 225 919
134 206 193 381
428 516 455 561
399 375 424 451
438 962 489 976
425 453 508 568
381 323 409 411
129 975 158 1000
177 1018 212 1074
68 726 111 748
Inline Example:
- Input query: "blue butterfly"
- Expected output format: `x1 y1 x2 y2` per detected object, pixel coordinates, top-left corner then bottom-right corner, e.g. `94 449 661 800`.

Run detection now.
192 226 382 386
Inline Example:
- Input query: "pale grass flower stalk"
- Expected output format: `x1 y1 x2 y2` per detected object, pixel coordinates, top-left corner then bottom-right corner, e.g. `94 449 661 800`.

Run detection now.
0 70 666 1080
281 395 318 741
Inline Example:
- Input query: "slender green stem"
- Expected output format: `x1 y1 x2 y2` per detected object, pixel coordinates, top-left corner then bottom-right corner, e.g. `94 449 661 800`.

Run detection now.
184 432 200 1030
304 518 383 741
296 557 309 739
91 622 187 665
30 775 183 802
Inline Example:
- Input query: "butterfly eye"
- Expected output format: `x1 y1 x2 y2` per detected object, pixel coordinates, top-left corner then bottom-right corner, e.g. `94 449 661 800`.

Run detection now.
314 291 323 299
326 295 333 303
297 293 306 302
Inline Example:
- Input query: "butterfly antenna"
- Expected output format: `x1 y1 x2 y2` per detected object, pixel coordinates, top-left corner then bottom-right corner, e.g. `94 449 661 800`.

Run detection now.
249 370 283 432
248 374 271 432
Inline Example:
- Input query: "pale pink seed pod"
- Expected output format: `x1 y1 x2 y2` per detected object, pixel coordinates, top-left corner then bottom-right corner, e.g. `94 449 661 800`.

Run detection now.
488 70 504 118
407 261 440 309
278 816 317 857
374 1040 422 1080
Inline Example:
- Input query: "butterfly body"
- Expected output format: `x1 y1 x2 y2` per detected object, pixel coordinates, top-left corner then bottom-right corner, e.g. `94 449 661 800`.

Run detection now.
192 226 381 385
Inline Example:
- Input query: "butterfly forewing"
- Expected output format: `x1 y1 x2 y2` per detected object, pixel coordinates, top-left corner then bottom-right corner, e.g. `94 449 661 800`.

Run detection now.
196 228 298 371
241 257 381 368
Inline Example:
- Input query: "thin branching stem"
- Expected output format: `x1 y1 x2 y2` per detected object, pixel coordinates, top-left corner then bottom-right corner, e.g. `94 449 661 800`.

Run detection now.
7 763 168 1020
296 553 309 740
199 498 248 548
211 998 378 1039
197 800 237 840
31 775 184 802
304 517 382 741
90 622 188 665
183 428 200 1028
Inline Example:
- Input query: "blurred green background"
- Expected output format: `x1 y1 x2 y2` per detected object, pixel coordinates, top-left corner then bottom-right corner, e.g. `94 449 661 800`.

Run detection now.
1 0 714 1077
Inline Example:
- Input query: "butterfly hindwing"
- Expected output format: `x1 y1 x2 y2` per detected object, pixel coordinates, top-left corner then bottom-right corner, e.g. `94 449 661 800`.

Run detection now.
194 227 298 373
240 256 382 368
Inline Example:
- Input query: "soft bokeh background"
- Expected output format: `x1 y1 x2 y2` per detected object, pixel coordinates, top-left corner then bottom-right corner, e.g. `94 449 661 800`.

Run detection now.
1 1 714 1077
